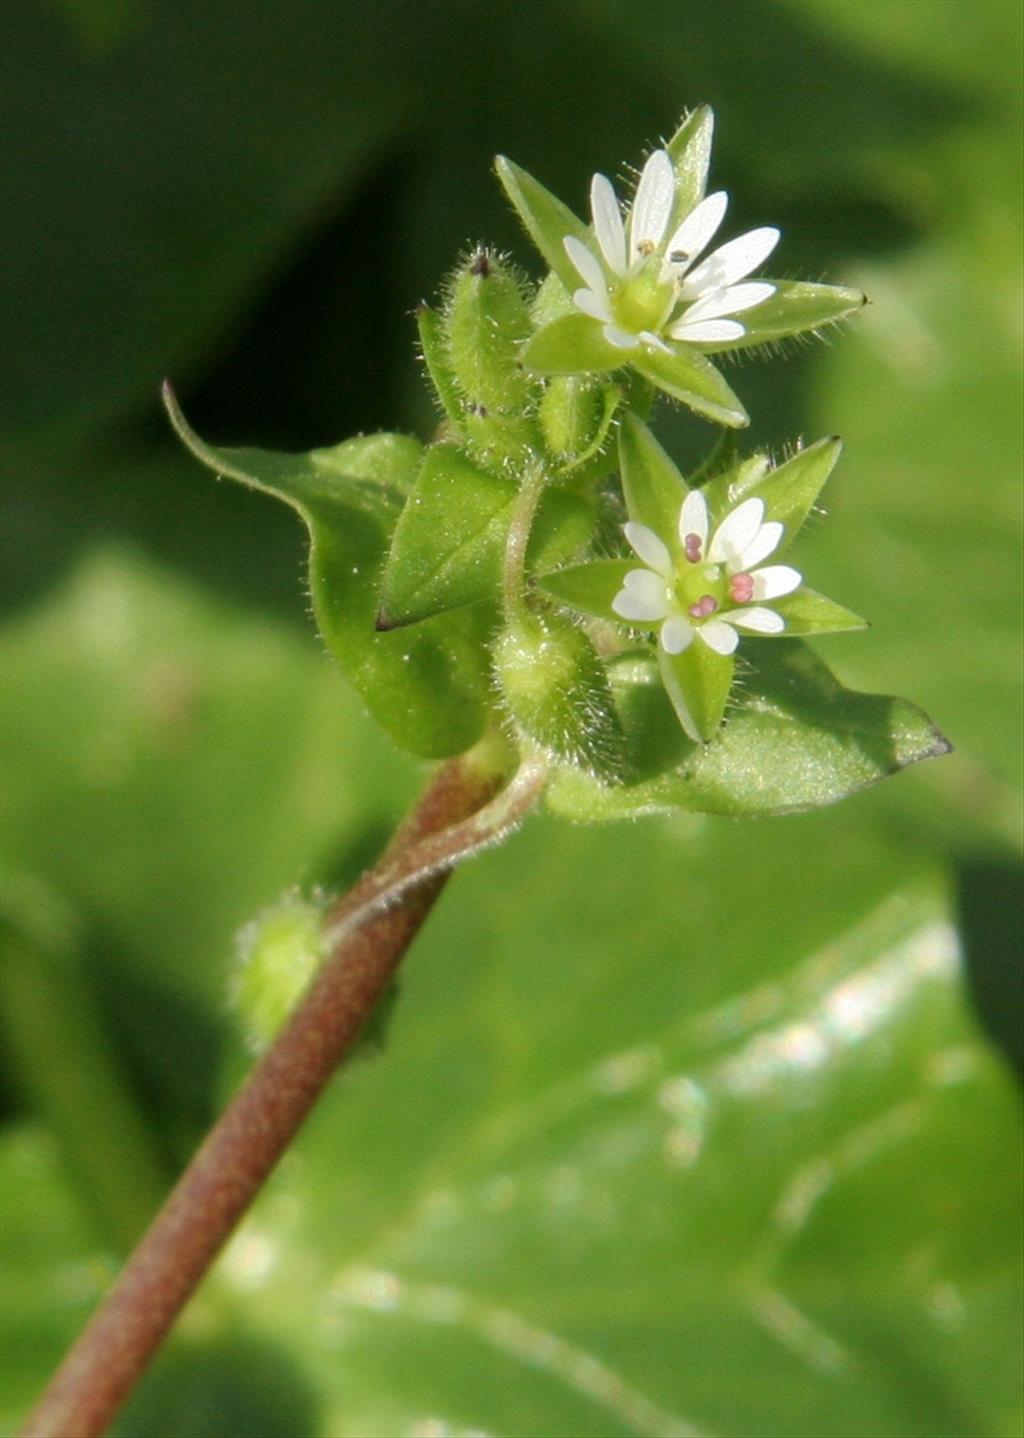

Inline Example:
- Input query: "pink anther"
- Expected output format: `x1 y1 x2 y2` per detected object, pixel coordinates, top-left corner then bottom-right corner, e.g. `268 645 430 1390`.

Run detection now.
688 594 719 619
729 573 755 604
683 533 703 564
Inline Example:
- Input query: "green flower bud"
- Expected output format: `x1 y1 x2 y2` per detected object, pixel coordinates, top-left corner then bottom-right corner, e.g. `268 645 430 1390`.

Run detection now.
232 892 327 1052
539 376 603 461
494 612 626 779
443 249 533 411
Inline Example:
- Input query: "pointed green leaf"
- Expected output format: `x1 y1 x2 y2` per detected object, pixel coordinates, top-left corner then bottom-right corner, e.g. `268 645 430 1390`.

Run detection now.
548 641 949 820
163 388 491 757
632 345 749 427
709 280 867 352
416 304 464 430
774 587 868 635
493 155 592 292
664 104 714 230
703 436 842 545
538 558 636 622
659 641 734 743
379 445 592 627
520 314 625 376
494 614 626 779
618 412 689 543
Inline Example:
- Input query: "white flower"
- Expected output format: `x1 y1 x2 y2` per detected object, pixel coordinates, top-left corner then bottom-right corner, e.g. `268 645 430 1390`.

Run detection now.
612 491 801 656
564 148 779 352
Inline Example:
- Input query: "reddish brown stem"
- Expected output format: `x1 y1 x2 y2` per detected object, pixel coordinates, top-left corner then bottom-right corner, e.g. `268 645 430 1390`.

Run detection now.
21 749 528 1438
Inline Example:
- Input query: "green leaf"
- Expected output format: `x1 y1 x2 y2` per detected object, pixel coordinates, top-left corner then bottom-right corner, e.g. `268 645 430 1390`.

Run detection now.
493 155 592 292
659 641 734 744
664 104 714 229
310 431 425 494
520 314 625 376
163 818 1019 1438
618 412 689 543
632 345 749 427
538 559 636 623
379 445 593 627
549 641 949 821
774 587 868 636
709 281 867 353
164 389 492 757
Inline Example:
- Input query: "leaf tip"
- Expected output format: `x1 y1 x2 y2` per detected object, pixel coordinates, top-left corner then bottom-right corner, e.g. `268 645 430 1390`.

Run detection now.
374 605 400 633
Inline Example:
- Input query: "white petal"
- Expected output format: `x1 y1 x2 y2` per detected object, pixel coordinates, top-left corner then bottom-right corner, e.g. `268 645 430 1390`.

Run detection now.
590 173 626 275
679 489 709 549
728 606 786 633
681 281 775 323
629 149 674 256
660 616 695 654
638 329 673 353
624 521 672 575
572 287 612 322
708 497 765 563
681 226 781 296
737 520 784 570
699 620 739 655
612 569 671 621
564 235 607 295
750 564 801 600
663 190 728 273
669 318 745 344
604 324 641 350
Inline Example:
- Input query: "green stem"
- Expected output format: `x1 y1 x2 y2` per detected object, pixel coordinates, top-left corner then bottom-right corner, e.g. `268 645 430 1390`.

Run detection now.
502 460 549 624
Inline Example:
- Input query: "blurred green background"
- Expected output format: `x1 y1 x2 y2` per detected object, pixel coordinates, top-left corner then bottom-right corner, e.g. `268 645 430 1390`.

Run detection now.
2 1 1021 1435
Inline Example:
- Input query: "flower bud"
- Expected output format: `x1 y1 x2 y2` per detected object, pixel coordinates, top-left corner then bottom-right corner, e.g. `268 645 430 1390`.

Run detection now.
231 892 327 1052
494 613 626 779
443 249 532 411
539 376 604 462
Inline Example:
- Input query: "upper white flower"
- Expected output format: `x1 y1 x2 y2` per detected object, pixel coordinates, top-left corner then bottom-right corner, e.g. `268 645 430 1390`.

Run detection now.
564 148 780 352
611 491 801 656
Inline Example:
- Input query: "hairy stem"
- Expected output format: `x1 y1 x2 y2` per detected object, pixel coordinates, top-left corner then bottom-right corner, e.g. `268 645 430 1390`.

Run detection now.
21 744 547 1438
502 459 548 623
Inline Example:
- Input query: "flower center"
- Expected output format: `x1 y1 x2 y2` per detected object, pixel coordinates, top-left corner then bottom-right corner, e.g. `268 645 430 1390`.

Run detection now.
675 561 726 619
612 264 674 335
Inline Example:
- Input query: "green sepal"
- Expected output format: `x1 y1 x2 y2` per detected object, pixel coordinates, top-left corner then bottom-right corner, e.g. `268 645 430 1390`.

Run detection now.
540 377 621 478
538 558 636 623
546 642 950 821
494 613 627 779
774 587 868 635
659 641 734 743
531 270 575 328
618 412 688 544
520 314 625 376
664 105 713 232
702 437 842 548
416 304 464 431
163 387 492 757
379 444 592 628
631 346 749 427
493 155 591 293
707 281 867 353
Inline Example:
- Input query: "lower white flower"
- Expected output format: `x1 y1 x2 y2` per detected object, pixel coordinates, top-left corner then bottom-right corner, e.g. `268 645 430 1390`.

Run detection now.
612 491 801 656
564 148 779 352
